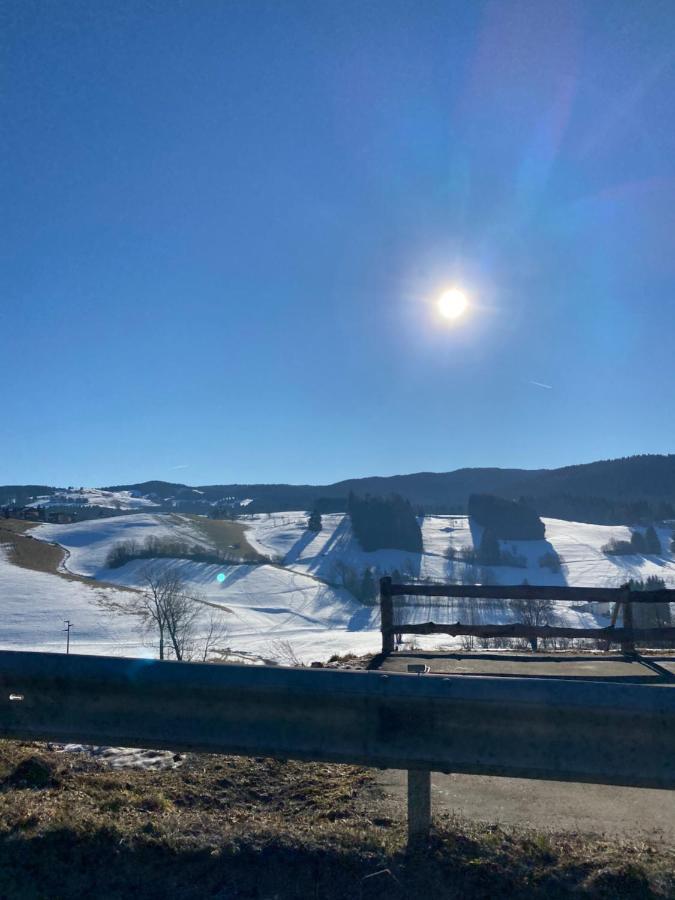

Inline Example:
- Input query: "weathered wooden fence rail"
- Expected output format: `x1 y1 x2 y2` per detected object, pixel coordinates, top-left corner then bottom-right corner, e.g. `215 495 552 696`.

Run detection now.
379 577 675 653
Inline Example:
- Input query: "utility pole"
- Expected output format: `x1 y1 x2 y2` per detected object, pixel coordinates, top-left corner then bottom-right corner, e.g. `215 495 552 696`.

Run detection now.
63 620 73 655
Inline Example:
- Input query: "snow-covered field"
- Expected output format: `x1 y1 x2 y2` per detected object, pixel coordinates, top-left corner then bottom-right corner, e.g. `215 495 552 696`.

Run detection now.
1 512 673 664
0 545 145 656
244 512 675 588
27 487 160 510
35 513 211 578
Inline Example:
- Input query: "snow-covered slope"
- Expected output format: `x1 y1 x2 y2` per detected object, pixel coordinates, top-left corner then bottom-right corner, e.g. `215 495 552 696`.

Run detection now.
27 514 376 663
28 487 159 510
0 544 145 656
100 558 371 664
3 511 671 664
34 513 209 577
243 512 675 588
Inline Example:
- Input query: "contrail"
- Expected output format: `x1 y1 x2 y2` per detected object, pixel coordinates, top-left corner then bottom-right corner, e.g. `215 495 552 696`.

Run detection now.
529 380 553 390
170 464 189 470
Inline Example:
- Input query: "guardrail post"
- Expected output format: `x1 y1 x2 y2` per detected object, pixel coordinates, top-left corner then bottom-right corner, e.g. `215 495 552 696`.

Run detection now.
380 576 395 653
407 769 431 844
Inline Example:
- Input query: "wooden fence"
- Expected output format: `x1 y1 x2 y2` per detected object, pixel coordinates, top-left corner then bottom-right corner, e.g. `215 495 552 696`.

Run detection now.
379 577 675 653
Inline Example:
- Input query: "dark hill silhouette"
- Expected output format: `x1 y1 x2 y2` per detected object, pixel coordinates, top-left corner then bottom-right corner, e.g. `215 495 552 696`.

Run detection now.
0 485 56 507
4 454 675 524
104 454 675 522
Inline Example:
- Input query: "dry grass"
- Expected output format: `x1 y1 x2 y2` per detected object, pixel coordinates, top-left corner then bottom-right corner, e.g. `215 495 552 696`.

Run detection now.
0 520 69 575
185 515 266 562
0 740 672 899
0 519 134 592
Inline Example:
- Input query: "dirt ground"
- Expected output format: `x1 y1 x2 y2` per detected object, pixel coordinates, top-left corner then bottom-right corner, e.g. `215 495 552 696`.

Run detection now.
378 769 675 847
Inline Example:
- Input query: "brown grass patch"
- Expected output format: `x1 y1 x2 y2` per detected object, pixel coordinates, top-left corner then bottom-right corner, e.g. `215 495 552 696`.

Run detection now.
0 519 136 592
0 740 672 899
185 515 266 562
0 521 77 576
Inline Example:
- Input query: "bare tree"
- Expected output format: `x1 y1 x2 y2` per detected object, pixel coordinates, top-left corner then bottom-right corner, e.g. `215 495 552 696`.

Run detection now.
510 596 555 628
99 564 227 661
267 639 302 667
510 595 555 651
460 602 479 651
198 610 230 662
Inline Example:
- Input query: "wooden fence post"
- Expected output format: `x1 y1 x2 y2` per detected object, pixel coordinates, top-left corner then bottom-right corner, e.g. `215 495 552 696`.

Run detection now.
622 589 636 655
380 576 395 653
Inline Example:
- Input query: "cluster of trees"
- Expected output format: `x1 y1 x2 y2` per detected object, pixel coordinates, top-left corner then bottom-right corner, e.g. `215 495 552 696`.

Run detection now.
332 561 380 603
468 494 545 540
448 534 562 572
453 530 528 567
106 536 244 569
521 494 675 526
626 576 672 631
209 504 237 520
307 510 322 532
347 492 423 553
603 526 662 556
538 550 563 573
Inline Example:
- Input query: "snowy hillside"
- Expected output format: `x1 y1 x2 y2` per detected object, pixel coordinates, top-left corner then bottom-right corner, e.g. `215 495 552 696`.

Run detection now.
1 511 672 664
27 487 159 510
243 512 675 589
35 513 211 577
0 545 144 656
8 514 376 663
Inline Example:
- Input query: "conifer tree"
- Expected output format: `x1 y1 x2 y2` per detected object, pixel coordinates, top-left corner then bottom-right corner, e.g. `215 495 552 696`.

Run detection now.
348 493 422 553
360 568 376 603
477 528 501 566
644 525 661 555
307 510 322 532
630 530 647 554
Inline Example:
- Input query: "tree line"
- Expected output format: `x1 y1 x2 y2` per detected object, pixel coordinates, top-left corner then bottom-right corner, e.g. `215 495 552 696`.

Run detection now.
468 494 545 540
106 536 248 568
603 526 664 556
347 492 423 553
521 493 675 526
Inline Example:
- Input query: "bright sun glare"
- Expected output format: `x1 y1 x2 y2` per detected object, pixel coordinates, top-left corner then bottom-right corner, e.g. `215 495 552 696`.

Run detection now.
437 288 469 320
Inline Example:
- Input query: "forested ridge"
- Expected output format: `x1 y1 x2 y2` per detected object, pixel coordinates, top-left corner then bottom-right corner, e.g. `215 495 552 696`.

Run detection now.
5 454 675 524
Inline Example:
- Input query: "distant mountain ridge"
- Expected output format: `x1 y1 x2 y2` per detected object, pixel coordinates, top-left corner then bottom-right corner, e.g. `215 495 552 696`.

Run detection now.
3 455 674 524
104 454 675 521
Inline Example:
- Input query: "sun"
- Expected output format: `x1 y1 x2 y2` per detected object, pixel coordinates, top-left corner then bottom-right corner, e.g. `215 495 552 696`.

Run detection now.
437 288 468 320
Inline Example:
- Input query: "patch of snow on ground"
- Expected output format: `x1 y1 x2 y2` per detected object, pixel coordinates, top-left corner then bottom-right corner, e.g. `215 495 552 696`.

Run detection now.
59 745 184 770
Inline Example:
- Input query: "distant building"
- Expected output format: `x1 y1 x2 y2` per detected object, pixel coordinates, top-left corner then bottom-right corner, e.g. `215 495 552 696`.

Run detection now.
46 511 75 524
2 506 43 521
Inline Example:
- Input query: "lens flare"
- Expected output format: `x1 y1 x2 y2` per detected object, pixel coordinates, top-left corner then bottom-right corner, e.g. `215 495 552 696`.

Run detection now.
438 288 468 320
216 572 226 583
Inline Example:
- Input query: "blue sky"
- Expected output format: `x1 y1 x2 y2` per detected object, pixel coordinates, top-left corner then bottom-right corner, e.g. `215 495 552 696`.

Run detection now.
3 0 675 486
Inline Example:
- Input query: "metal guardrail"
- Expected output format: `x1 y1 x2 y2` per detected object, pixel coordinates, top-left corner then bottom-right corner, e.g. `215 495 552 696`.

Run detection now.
2 650 675 839
379 578 675 653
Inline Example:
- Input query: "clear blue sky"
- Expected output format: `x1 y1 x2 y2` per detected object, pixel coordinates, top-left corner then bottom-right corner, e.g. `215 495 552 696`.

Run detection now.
3 0 675 486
